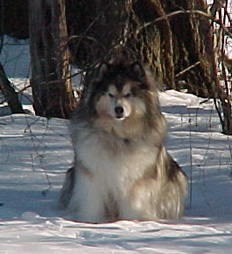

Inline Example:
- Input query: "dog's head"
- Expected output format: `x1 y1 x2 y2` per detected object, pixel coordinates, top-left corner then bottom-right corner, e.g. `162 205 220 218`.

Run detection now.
91 61 157 121
96 82 135 121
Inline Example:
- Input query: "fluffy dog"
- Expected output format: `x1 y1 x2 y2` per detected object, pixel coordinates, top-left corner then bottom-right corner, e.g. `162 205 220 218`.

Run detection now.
59 60 187 223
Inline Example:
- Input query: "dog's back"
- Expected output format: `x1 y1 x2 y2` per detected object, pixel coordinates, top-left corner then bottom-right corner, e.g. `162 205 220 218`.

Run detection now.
59 60 187 223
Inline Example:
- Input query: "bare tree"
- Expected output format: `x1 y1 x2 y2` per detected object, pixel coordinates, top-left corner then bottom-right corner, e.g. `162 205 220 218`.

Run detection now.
28 0 76 119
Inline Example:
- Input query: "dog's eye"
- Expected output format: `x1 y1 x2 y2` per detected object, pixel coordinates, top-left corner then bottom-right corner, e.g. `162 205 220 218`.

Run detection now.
108 93 115 98
124 93 132 98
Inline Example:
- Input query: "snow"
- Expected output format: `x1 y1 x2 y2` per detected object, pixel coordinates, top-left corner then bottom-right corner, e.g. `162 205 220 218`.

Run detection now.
1 38 232 253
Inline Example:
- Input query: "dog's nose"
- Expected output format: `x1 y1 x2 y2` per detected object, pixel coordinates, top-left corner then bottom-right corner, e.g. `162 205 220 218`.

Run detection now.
115 106 124 118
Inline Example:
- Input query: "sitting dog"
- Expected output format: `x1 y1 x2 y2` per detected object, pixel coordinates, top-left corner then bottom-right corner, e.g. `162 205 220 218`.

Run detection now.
59 60 187 223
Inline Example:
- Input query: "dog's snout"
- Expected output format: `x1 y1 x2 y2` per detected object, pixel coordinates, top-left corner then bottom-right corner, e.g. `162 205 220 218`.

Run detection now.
115 106 124 118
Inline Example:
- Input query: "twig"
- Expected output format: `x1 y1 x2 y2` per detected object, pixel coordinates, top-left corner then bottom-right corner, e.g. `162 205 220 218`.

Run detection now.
136 9 232 39
188 109 193 209
175 61 201 78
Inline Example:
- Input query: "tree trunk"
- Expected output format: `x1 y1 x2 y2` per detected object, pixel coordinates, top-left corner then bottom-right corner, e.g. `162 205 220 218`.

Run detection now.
0 63 24 114
28 0 76 119
67 0 216 95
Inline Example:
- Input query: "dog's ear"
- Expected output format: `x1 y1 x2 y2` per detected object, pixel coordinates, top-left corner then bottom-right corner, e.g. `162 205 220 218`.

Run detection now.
130 62 146 81
96 62 110 81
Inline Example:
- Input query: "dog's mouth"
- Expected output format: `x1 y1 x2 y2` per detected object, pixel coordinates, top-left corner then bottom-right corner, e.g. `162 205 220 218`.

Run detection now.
114 106 126 120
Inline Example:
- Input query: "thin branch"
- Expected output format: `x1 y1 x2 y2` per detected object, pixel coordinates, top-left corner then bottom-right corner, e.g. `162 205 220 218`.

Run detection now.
175 61 201 78
136 9 232 39
188 110 193 209
214 97 228 133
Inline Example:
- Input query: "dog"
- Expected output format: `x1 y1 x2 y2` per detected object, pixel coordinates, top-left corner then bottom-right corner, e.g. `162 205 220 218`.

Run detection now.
58 60 188 223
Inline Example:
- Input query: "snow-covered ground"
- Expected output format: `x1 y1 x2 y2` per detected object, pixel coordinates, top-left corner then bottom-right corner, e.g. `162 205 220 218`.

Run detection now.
1 37 232 253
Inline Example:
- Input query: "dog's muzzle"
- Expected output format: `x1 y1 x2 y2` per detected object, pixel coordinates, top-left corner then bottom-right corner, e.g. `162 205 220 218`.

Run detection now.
115 106 125 119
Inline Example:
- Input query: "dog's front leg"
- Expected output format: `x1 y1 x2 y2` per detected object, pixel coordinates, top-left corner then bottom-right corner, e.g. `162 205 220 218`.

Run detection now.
68 169 106 223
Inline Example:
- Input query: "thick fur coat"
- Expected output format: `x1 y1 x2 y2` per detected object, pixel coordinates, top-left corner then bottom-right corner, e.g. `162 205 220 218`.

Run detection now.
59 60 187 223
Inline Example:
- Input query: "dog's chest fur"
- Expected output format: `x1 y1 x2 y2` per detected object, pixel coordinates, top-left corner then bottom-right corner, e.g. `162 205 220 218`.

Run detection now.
73 124 158 195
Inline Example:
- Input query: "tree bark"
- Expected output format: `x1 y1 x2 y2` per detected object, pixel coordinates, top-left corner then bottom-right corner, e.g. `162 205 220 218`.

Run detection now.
28 0 76 119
